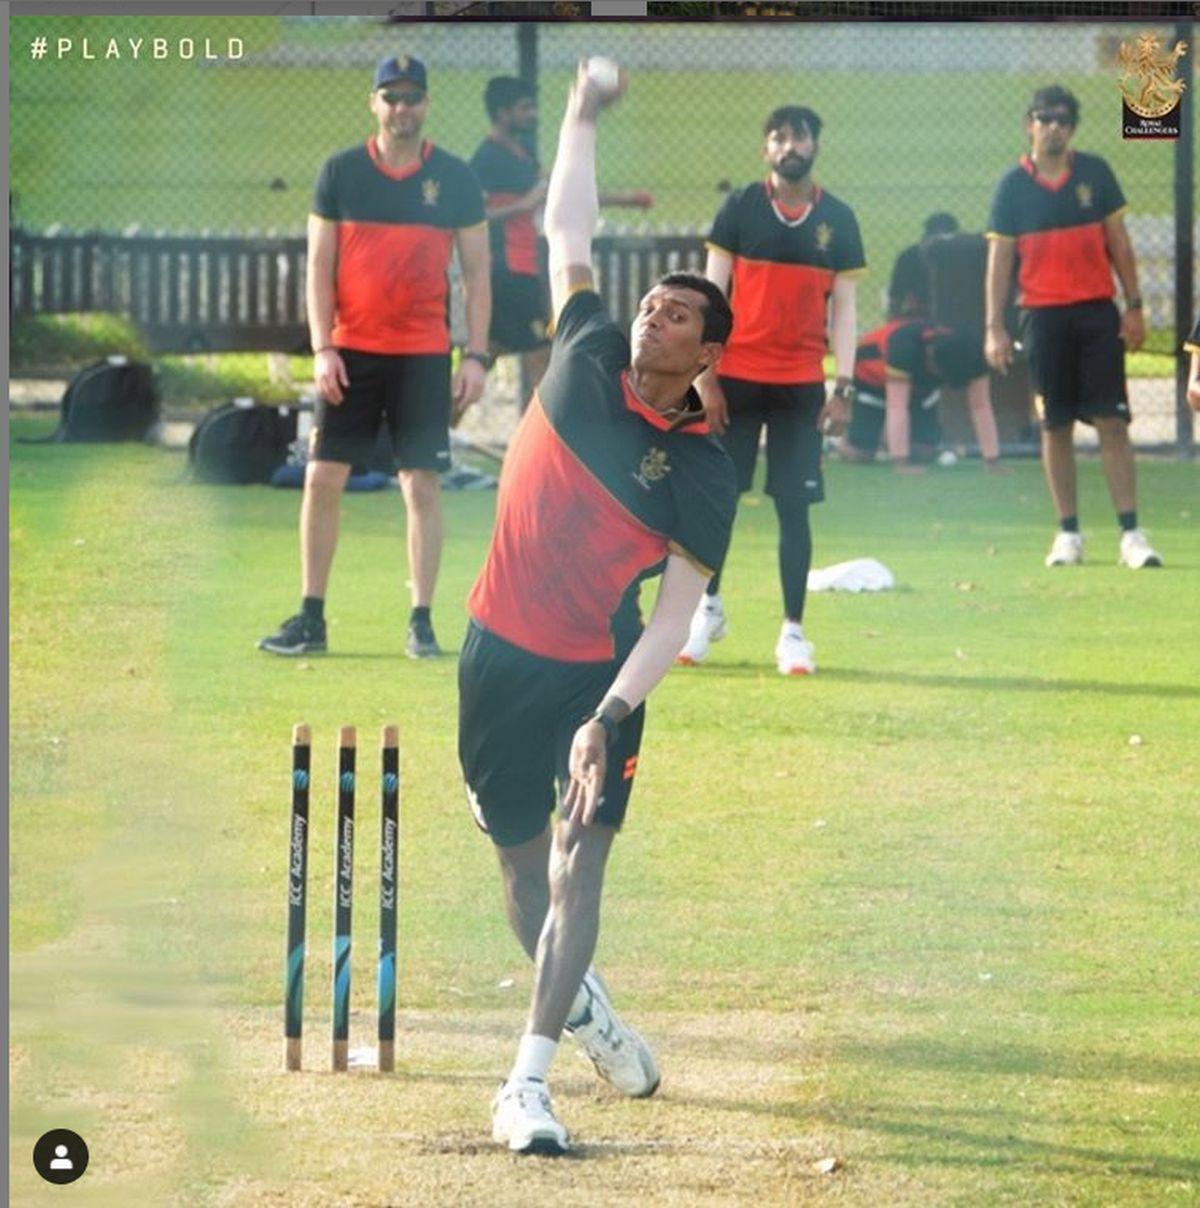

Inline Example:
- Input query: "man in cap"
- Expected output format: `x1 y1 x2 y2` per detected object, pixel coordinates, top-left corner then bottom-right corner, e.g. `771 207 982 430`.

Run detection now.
260 55 492 659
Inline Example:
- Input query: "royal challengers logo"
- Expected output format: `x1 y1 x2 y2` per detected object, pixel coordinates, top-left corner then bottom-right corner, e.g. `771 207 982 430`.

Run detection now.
1076 183 1093 209
633 447 671 491
1118 31 1187 117
815 222 833 251
1118 31 1187 139
422 179 440 207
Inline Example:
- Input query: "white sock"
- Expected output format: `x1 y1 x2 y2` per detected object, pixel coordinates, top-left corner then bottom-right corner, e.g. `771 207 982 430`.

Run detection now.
508 1033 557 1085
782 619 804 637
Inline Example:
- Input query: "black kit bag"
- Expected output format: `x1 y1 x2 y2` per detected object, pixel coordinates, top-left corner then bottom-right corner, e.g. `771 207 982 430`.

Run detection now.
188 400 298 484
22 357 160 444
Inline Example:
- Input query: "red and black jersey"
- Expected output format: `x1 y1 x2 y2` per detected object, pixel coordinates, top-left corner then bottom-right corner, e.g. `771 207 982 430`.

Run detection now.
708 180 866 384
468 290 737 663
470 135 540 278
854 320 939 402
312 139 485 355
986 150 1126 308
1185 317 1200 357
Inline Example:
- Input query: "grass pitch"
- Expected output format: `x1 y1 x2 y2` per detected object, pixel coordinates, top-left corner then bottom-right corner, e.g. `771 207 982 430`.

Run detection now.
9 416 1200 1204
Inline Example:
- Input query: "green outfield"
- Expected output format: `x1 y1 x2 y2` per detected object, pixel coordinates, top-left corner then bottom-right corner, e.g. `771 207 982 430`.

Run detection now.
9 417 1199 1203
9 15 1191 342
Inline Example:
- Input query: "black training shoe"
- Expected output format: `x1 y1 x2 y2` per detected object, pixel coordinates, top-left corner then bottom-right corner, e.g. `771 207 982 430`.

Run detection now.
405 616 442 659
258 613 327 656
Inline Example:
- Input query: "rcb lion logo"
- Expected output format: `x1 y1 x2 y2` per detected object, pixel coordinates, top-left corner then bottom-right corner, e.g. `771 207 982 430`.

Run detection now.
1118 31 1188 118
634 447 671 491
1076 183 1093 209
815 222 833 251
422 179 440 207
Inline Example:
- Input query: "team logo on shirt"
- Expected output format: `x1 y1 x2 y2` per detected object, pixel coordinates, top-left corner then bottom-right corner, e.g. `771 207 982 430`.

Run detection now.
1076 183 1094 209
816 222 833 251
633 447 671 491
422 179 440 207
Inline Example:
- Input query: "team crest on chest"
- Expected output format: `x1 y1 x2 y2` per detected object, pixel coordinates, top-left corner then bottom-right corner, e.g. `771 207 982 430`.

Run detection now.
422 178 440 207
634 447 671 491
1076 183 1093 208
815 222 833 251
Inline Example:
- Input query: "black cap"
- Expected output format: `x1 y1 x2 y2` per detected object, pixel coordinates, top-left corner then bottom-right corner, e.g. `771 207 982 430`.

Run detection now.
373 55 427 92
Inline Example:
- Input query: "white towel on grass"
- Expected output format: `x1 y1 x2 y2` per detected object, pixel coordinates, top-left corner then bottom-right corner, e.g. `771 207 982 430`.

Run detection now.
807 558 895 593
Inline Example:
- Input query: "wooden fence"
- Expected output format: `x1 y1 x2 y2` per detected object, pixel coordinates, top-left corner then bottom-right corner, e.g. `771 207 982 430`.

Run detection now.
10 228 707 354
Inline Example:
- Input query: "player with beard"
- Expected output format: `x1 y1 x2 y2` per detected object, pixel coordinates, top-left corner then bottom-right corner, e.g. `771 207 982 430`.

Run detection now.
677 106 865 675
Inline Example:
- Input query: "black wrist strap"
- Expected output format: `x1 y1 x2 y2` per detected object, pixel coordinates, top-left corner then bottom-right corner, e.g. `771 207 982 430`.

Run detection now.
585 711 620 747
463 349 492 370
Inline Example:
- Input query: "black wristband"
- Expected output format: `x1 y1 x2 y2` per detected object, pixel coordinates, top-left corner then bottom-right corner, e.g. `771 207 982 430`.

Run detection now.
832 382 857 401
584 711 619 748
1125 296 1143 311
463 349 493 371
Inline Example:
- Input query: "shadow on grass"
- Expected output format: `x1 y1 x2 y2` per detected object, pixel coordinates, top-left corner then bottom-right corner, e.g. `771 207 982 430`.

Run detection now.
821 1105 1200 1183
689 662 1199 700
834 1035 1200 1087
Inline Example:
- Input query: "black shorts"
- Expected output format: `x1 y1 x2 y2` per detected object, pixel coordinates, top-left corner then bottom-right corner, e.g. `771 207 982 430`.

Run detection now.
1020 300 1130 430
458 620 646 847
719 377 826 504
844 389 941 456
489 273 550 354
311 350 452 471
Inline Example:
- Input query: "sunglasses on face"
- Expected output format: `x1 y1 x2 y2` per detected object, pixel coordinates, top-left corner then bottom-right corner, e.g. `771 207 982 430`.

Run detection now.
1032 111 1074 127
380 89 426 107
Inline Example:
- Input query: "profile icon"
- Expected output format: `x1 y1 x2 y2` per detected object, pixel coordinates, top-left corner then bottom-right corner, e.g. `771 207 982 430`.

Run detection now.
33 1129 89 1184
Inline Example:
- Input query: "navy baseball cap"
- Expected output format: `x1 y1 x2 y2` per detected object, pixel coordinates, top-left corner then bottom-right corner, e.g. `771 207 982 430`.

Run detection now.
373 55 427 92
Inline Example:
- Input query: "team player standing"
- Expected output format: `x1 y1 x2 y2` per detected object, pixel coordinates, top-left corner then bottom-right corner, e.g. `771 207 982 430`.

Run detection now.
259 55 492 660
986 85 1162 569
678 106 865 676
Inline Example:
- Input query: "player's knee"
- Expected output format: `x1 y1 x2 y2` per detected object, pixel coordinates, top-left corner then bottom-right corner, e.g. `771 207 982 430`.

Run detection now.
548 828 608 905
1094 416 1129 445
398 469 440 509
773 493 810 529
304 460 350 500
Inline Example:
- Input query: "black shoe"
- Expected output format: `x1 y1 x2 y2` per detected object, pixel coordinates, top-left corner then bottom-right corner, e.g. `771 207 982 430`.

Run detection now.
258 613 327 656
405 616 442 659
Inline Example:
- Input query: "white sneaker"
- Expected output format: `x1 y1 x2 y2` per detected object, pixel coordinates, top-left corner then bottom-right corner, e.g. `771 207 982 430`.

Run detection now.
676 594 726 666
565 970 660 1098
491 1078 570 1155
1045 530 1084 567
775 625 816 676
1118 528 1163 568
